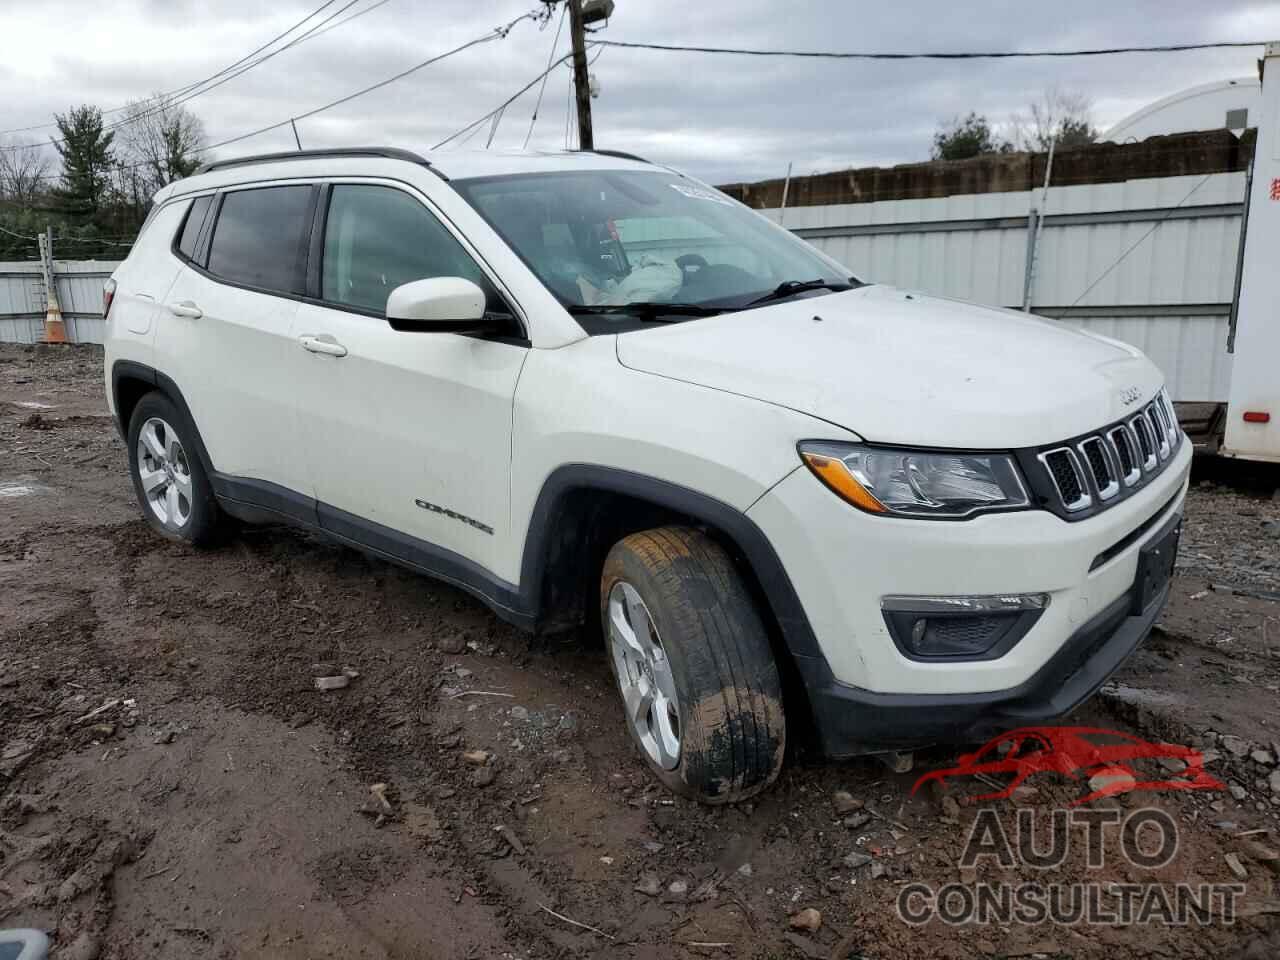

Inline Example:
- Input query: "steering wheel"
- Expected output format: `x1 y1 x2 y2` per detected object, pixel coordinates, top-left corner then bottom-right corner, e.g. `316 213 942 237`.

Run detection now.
678 262 758 301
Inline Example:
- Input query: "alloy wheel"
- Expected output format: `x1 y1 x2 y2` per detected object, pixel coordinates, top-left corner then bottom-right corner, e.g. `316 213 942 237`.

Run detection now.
607 580 681 770
136 417 193 531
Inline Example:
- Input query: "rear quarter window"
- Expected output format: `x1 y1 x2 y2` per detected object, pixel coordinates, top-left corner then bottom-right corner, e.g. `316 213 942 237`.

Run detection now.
206 185 312 294
175 195 213 262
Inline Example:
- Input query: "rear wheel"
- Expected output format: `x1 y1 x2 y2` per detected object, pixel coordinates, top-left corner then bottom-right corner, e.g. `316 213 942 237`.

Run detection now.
601 526 786 804
127 392 223 546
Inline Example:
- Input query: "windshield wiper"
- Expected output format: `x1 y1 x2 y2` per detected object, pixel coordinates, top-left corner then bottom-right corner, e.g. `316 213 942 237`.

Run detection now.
567 302 728 322
745 279 858 308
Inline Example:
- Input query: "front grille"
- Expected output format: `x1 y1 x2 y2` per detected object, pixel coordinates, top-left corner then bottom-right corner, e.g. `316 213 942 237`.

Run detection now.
1025 388 1182 521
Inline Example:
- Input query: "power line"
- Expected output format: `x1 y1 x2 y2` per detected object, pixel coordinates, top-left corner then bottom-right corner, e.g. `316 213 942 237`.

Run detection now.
303 0 397 42
523 2 568 149
53 235 134 246
209 10 543 153
97 0 370 145
119 0 369 136
2 0 375 152
593 38 1266 60
0 222 134 247
485 105 507 149
0 223 38 241
133 1 357 117
434 52 575 150
26 8 542 180
0 0 344 138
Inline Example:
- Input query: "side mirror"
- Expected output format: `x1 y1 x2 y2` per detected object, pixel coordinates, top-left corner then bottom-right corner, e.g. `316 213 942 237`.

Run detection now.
385 277 489 332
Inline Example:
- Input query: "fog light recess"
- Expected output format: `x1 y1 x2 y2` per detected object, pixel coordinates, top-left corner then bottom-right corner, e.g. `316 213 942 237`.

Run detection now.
880 594 1049 661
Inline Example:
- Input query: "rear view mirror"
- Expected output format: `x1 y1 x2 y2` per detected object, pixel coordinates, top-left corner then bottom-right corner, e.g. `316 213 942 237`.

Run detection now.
386 277 488 332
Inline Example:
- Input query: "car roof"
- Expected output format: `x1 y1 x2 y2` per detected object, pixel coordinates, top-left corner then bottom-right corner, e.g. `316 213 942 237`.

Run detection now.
157 147 661 204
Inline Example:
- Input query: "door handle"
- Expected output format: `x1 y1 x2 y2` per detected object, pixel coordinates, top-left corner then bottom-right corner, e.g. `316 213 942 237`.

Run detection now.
299 334 348 358
168 300 202 319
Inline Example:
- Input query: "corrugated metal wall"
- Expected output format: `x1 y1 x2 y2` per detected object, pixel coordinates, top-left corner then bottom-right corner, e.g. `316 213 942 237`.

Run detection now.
763 172 1245 403
0 260 120 345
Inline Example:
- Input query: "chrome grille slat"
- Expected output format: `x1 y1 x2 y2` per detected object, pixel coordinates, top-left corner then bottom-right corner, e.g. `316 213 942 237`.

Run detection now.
1034 390 1182 517
1147 403 1170 461
1160 388 1181 446
1078 436 1120 500
1131 415 1158 471
1106 425 1141 487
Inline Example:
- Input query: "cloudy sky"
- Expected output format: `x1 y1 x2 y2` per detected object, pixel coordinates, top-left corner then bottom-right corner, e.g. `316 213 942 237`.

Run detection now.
2 0 1278 185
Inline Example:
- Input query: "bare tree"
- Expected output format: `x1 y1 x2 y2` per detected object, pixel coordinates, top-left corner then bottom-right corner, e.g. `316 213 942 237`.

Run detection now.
1009 87 1099 152
0 139 52 205
117 96 207 198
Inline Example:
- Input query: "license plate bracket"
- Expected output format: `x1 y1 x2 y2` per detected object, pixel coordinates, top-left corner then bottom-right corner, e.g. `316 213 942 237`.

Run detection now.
1131 515 1181 615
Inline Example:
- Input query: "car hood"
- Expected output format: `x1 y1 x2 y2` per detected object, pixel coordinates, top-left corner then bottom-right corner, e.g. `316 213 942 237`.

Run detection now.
614 285 1166 448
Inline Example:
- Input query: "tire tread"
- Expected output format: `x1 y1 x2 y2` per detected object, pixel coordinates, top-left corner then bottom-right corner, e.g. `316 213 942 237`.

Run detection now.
601 525 785 804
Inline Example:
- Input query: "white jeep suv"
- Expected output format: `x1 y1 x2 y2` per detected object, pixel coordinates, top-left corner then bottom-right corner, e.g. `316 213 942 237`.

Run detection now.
103 147 1190 803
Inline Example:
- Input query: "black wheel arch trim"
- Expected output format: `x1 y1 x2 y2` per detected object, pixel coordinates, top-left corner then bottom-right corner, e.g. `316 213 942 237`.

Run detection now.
111 360 219 482
518 464 825 662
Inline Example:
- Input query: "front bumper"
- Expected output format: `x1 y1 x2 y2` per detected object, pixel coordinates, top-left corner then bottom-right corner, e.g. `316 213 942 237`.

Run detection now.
795 532 1172 756
746 437 1190 755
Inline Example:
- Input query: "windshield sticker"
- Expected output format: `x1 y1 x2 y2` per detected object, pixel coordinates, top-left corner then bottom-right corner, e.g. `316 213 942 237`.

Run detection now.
668 183 736 206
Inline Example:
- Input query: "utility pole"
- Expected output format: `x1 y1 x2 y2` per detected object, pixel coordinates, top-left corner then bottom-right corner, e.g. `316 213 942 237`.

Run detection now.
567 0 593 150
38 226 68 344
1021 134 1056 313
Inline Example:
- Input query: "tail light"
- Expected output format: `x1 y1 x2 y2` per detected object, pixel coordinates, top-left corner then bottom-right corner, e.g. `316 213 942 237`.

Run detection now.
103 278 117 318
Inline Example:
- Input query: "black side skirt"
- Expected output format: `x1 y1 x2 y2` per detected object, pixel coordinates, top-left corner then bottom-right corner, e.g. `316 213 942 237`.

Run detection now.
211 473 530 630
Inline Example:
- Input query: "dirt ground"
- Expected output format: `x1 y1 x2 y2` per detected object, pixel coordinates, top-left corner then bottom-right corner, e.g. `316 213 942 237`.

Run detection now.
2 342 1279 960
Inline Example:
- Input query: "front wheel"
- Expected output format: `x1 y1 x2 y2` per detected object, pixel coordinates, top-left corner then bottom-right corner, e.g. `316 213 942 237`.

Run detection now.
601 526 786 804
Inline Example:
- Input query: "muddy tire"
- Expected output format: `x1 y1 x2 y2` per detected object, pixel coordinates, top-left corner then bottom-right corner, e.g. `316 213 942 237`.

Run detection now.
127 391 223 546
600 526 785 804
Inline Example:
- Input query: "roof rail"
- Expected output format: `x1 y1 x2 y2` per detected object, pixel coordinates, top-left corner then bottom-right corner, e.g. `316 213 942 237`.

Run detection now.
194 147 433 176
579 148 650 164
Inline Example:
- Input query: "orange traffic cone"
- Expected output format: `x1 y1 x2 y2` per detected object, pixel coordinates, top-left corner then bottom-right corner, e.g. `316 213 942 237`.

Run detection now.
41 296 70 344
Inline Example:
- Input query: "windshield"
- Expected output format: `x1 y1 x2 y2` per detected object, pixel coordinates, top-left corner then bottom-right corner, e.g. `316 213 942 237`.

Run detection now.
453 170 855 322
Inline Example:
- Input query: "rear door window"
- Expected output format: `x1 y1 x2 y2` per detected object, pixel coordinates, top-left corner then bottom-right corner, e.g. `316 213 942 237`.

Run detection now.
206 185 312 294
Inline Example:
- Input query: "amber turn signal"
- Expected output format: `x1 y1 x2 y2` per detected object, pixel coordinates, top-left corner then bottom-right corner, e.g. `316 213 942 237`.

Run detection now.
800 452 888 514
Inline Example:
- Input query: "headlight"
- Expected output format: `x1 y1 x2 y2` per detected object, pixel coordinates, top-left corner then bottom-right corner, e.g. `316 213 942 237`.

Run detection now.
798 441 1031 518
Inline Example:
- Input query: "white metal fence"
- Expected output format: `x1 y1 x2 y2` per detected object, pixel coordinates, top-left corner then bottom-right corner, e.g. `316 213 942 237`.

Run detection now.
761 171 1246 404
0 260 121 345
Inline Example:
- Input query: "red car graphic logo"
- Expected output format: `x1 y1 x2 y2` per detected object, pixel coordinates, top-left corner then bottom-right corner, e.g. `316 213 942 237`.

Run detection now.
912 726 1224 806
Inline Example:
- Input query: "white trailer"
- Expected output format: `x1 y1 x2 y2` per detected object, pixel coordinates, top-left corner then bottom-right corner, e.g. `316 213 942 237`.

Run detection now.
1223 41 1280 464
